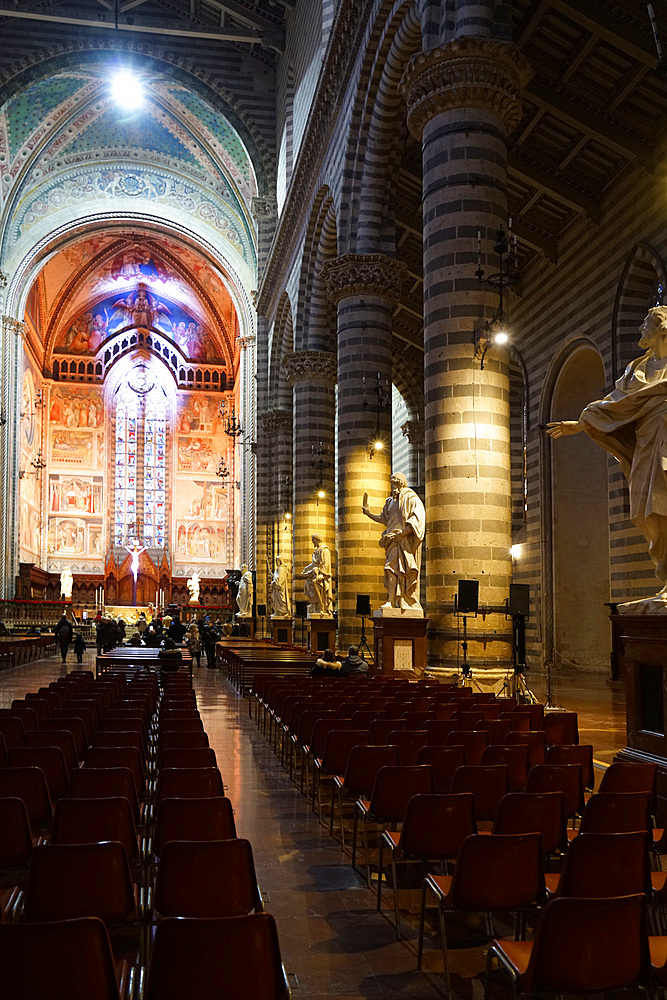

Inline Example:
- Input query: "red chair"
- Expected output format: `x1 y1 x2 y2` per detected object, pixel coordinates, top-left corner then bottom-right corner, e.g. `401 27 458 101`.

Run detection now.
486 894 649 1000
504 730 547 768
330 745 399 848
0 797 34 869
526 763 585 822
153 797 237 858
145 913 291 1000
158 747 217 771
8 746 69 801
312 729 368 818
446 730 489 765
0 718 25 751
52 796 140 864
158 731 209 754
492 791 567 857
42 717 87 759
544 830 651 900
571 790 651 841
543 711 579 746
155 767 225 806
387 730 429 766
69 767 142 825
0 706 38 733
451 765 509 823
0 767 52 830
152 838 262 918
481 744 529 792
84 747 146 800
415 746 465 793
545 743 595 792
598 760 657 815
424 719 460 745
24 729 78 772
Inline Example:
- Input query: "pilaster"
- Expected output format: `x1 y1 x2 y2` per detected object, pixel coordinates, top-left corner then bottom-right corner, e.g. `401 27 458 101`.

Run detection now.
0 316 25 598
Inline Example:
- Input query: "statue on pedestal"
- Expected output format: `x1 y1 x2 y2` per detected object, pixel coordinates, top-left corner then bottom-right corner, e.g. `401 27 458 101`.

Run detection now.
362 472 425 612
236 564 253 617
60 567 73 601
187 571 201 605
301 533 333 617
268 557 291 618
547 305 667 612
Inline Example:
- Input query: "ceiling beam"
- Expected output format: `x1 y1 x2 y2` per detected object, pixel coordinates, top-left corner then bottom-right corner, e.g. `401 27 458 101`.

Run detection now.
548 0 658 67
508 151 600 222
608 65 652 111
200 0 284 46
0 5 263 40
516 0 550 47
526 80 652 166
509 219 558 264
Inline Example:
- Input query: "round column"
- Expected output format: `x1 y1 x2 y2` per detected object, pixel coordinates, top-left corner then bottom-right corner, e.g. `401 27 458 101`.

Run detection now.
321 254 405 648
283 351 336 614
401 37 531 668
258 408 293 610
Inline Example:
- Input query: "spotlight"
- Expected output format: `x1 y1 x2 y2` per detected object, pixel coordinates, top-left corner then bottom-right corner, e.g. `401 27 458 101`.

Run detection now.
317 489 325 499
111 70 144 111
494 329 509 346
510 543 522 560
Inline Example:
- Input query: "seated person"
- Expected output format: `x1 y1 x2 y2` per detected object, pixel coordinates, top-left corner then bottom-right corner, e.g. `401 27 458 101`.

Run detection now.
339 645 368 676
310 648 342 677
158 636 182 673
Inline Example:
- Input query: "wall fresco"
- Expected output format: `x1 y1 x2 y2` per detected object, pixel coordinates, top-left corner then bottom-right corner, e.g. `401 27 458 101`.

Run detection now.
18 365 42 563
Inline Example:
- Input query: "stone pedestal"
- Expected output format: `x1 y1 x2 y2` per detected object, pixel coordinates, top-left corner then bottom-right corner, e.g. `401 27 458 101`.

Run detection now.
614 613 667 822
271 619 293 645
372 614 429 677
306 617 336 655
236 617 256 639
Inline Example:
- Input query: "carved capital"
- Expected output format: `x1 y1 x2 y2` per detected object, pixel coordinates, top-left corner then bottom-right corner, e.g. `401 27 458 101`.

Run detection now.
400 37 532 140
2 316 25 337
401 420 425 448
238 335 255 350
282 350 337 386
259 408 292 436
251 196 278 221
320 253 406 306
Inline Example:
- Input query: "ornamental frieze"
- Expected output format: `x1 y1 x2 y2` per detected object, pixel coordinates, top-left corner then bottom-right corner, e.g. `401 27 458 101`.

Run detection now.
282 350 337 386
320 254 406 306
400 37 532 140
259 409 292 436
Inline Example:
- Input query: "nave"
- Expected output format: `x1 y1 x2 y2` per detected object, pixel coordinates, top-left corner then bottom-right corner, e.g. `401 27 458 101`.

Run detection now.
0 654 630 999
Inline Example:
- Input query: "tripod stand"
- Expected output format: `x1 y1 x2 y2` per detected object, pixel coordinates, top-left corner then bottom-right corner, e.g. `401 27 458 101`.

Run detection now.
500 612 538 703
356 615 373 662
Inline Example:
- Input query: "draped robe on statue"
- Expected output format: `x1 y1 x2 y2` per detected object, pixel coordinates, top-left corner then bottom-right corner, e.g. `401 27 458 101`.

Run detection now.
379 486 426 608
579 352 667 583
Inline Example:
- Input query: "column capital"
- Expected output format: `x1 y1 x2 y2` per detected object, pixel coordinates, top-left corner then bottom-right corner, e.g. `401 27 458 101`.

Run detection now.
238 335 255 350
283 350 337 386
401 419 425 448
2 315 25 337
258 408 292 435
400 36 532 140
251 196 278 221
320 253 406 306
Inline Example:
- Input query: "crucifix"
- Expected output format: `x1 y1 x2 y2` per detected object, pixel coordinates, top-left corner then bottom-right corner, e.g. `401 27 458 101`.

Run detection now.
124 538 146 606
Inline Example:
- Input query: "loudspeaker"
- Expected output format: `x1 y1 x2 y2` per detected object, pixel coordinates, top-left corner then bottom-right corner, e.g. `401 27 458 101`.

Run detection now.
295 601 308 618
356 594 371 616
509 584 530 616
256 604 267 618
457 579 479 614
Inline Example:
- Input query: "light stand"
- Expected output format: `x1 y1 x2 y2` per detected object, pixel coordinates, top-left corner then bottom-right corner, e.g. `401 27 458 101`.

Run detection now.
454 594 473 683
356 614 373 662
543 656 564 711
500 605 538 703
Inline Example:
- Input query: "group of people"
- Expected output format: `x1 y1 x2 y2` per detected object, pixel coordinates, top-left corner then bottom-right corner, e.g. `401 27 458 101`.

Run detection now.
310 645 369 677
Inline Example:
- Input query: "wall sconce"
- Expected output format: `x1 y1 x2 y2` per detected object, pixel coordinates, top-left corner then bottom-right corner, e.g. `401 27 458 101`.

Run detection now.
473 224 520 369
311 442 331 503
216 457 230 481
363 371 390 458
218 399 243 439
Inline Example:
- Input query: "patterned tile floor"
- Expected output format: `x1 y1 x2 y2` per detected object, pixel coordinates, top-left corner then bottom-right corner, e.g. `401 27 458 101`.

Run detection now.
0 653 628 999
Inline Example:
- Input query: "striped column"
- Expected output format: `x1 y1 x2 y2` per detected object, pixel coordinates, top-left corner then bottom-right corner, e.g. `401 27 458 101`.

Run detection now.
0 316 24 597
283 351 336 615
321 254 405 648
400 420 425 491
400 37 531 668
258 407 293 610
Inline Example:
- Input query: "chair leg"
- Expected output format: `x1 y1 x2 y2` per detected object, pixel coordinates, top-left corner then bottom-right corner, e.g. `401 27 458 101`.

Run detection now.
437 900 452 998
329 782 336 836
391 856 401 940
339 787 346 851
376 837 384 911
351 806 359 870
417 880 427 970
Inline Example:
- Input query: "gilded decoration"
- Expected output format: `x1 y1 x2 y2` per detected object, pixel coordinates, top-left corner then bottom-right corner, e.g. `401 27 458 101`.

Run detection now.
282 350 337 386
320 254 406 306
400 37 533 140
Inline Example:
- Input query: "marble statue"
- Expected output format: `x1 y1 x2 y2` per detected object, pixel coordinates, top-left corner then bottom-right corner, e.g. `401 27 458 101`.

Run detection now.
301 533 333 617
268 556 291 618
236 564 254 617
362 471 426 613
547 305 667 612
60 567 73 600
187 571 201 604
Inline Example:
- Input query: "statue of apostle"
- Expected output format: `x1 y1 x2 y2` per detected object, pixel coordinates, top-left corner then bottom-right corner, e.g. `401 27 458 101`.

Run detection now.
300 534 333 616
362 472 425 612
236 564 254 617
268 557 291 618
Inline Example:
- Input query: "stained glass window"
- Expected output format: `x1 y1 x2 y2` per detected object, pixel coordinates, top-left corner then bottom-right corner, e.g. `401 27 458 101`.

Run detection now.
114 387 138 545
144 395 167 547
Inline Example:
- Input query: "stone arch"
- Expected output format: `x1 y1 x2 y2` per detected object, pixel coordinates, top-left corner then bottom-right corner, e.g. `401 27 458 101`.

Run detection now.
540 340 610 672
270 292 294 414
296 188 338 353
612 242 667 380
340 1 421 255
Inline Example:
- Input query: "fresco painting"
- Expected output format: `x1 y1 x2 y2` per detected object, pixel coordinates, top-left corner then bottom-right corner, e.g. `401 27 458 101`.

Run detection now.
19 366 43 563
47 474 103 559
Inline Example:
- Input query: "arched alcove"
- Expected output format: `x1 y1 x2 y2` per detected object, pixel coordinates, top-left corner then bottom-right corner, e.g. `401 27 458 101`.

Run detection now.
551 347 610 672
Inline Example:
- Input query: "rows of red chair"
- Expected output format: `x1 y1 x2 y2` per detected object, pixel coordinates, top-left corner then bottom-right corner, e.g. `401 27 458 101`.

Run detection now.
252 672 667 997
0 668 292 999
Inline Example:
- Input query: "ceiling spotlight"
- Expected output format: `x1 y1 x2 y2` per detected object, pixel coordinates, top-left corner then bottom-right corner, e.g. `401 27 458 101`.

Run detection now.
111 70 144 111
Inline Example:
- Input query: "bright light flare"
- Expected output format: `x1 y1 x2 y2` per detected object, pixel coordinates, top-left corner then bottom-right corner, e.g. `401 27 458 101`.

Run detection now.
111 71 144 111
494 330 509 346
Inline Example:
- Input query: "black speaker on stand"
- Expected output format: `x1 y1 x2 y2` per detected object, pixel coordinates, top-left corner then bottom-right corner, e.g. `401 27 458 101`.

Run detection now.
355 595 373 661
256 604 267 639
295 600 308 647
454 580 479 678
502 584 538 703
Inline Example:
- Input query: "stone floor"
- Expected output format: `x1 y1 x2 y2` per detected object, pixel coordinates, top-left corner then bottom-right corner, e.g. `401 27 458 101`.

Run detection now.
0 653 629 999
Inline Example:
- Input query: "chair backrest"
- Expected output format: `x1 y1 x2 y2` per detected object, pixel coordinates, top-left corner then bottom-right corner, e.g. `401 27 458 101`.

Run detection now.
1 706 38 732
154 797 237 857
159 719 206 735
445 730 489 766
451 832 545 910
158 731 210 753
415 746 465 793
598 761 658 815
296 709 336 746
424 719 460 745
0 717 25 750
545 743 594 791
579 791 651 834
398 793 477 858
27 841 135 924
0 766 52 828
402 711 436 730
53 708 94 745
154 838 261 917
526 763 585 819
504 731 547 768
92 730 145 756
543 711 579 746
478 719 512 745
51 796 138 862
451 765 509 821
368 765 434 822
69 766 140 822
155 767 225 805
145 913 291 1000
493 791 566 854
42 717 87 758
0 916 121 1000
342 745 399 796
159 747 218 771
68 698 103 730
368 718 407 745
8 746 69 800
24 728 78 772
519 894 648 996
481 744 529 792
0 796 33 866
388 730 430 766
554 831 651 899
320 730 368 774
23 696 52 722
84 747 145 798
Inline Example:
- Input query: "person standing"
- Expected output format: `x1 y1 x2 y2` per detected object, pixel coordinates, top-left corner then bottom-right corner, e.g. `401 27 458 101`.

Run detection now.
186 622 201 667
201 618 220 669
54 614 74 664
73 631 86 664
